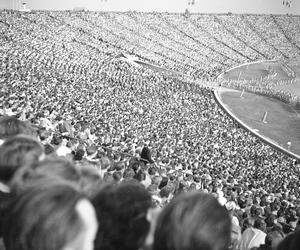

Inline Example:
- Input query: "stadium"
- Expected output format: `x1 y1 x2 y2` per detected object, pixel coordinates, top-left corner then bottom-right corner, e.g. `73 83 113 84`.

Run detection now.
0 0 300 250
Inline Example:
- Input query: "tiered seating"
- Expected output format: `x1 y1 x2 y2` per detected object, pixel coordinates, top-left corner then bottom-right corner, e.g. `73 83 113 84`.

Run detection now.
1 11 300 250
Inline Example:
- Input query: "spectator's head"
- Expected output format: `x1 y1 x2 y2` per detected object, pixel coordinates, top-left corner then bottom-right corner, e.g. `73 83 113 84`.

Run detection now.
242 217 255 232
74 145 85 161
134 170 146 182
153 191 231 250
100 157 111 170
11 157 81 194
3 183 98 250
254 218 267 233
250 205 259 217
265 214 276 228
0 135 44 184
265 230 284 250
51 134 62 146
77 163 103 197
123 167 135 179
92 182 152 250
230 223 241 250
0 116 35 140
160 185 172 199
277 229 300 250
158 176 168 189
140 146 154 164
112 171 122 182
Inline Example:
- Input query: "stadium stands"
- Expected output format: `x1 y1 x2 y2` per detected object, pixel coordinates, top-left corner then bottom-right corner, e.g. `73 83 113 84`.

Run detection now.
1 10 300 250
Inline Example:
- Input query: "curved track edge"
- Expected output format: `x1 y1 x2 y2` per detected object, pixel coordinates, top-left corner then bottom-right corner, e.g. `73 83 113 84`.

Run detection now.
213 87 300 160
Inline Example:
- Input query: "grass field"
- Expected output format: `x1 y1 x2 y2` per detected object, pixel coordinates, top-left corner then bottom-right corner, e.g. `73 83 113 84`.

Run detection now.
218 59 300 158
218 88 300 157
222 60 300 81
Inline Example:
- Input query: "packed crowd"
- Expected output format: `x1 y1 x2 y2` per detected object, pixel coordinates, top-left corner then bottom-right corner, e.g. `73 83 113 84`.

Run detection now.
0 115 300 250
1 11 300 79
1 9 300 250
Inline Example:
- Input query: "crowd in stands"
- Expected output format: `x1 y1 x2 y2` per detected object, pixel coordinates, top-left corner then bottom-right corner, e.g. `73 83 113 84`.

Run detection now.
1 9 300 250
1 11 300 79
0 114 300 250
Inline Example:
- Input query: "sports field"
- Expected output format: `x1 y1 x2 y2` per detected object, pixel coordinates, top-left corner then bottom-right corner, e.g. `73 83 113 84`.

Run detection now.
218 88 300 157
218 60 300 158
222 60 300 81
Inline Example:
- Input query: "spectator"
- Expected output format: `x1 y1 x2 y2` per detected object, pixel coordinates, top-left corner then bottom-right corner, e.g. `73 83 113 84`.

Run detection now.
3 183 98 250
153 191 231 250
140 146 154 164
240 218 267 250
10 157 81 194
0 116 35 142
92 182 152 250
277 229 300 250
78 164 103 197
0 11 300 248
0 135 44 187
0 135 43 238
256 230 284 250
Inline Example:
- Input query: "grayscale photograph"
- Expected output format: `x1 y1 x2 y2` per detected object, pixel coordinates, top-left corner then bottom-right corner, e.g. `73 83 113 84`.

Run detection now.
0 1 300 250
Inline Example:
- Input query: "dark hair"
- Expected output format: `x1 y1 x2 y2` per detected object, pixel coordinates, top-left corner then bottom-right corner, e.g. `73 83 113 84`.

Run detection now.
265 214 276 228
158 176 168 189
51 134 62 146
254 218 267 233
134 170 146 182
92 182 152 250
265 230 284 247
74 146 85 161
160 185 172 198
250 205 259 216
153 191 231 250
3 183 85 250
140 146 154 164
277 229 300 250
10 157 81 194
0 116 35 140
0 135 44 183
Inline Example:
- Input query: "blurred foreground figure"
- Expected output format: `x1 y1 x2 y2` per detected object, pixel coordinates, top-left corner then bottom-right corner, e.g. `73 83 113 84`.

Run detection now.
277 229 300 250
0 135 44 185
0 135 44 237
92 182 152 250
10 157 81 194
153 191 231 250
3 183 98 250
0 116 35 142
